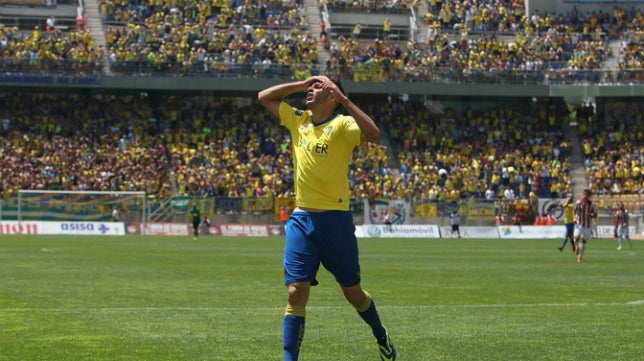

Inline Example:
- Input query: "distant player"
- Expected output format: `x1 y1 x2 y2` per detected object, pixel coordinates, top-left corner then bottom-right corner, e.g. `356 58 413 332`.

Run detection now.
511 212 522 232
574 189 596 263
558 194 576 252
612 206 619 244
615 203 633 251
111 205 120 222
449 211 461 238
494 213 504 225
189 202 201 240
200 217 211 236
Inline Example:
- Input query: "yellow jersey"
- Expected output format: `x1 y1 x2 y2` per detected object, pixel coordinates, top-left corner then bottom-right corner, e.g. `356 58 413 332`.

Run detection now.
279 102 361 211
563 203 574 224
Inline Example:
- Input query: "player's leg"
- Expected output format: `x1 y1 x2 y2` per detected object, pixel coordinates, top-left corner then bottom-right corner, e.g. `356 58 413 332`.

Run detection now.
314 210 396 360
565 224 576 251
282 212 321 361
577 227 591 262
193 221 199 238
577 239 586 262
573 226 581 257
559 229 568 251
623 228 633 249
342 285 396 360
283 281 310 361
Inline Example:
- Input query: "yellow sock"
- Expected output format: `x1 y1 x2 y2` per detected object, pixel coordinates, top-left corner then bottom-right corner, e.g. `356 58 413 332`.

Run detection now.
285 304 306 318
356 291 372 313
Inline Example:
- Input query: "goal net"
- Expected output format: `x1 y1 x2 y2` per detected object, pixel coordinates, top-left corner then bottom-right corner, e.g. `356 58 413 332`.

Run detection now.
17 190 147 224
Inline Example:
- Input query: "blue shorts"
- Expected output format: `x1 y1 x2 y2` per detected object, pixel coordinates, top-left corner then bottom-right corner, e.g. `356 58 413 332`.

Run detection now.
283 210 360 287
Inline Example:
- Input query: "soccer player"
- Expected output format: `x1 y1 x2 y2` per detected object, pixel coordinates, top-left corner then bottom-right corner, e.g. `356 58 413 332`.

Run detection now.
558 194 576 252
573 189 597 263
449 210 461 238
258 75 396 361
111 205 120 222
494 213 504 225
612 206 619 245
199 217 212 236
616 203 633 251
189 202 201 240
511 212 522 233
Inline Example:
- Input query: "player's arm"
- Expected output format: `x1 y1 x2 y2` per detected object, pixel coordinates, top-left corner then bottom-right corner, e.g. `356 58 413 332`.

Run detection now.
337 94 380 141
321 81 380 141
310 75 380 141
258 78 316 119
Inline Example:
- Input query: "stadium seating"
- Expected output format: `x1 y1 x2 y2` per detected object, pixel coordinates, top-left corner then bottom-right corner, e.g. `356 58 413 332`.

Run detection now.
99 0 317 76
0 92 573 209
0 0 78 31
2 0 644 218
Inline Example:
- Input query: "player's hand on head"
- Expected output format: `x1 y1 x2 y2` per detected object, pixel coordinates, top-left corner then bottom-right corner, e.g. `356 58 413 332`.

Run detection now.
317 76 344 100
304 76 325 88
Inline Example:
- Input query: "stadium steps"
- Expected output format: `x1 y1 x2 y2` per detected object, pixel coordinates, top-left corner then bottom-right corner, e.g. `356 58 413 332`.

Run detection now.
415 1 429 44
602 39 622 72
565 121 588 196
303 0 330 67
83 0 110 74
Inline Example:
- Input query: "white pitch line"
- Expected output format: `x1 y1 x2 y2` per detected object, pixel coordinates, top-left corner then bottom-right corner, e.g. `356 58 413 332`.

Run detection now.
1 301 643 313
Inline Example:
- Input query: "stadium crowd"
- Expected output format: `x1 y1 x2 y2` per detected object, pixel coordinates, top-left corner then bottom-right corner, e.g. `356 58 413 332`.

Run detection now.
0 26 104 73
1 0 644 216
324 3 615 83
2 90 644 220
0 92 577 207
577 100 644 197
3 0 644 81
98 0 318 76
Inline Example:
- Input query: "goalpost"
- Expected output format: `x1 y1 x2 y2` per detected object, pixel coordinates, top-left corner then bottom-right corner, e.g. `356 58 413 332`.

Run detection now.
17 190 147 232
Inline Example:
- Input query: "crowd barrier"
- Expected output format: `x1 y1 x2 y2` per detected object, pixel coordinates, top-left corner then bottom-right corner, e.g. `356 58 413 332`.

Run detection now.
0 220 125 235
1 221 638 239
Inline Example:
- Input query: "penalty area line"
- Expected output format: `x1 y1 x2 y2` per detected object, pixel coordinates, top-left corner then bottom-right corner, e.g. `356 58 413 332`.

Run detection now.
1 301 643 313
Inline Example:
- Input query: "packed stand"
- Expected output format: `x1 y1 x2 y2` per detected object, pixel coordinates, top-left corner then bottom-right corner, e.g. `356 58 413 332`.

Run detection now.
370 98 572 220
322 0 413 14
324 3 617 83
614 7 644 80
99 0 318 77
8 93 644 218
0 25 104 73
577 101 644 213
422 0 526 33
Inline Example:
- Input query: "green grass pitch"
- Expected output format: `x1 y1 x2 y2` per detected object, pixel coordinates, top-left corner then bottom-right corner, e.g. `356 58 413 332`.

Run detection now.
0 235 642 361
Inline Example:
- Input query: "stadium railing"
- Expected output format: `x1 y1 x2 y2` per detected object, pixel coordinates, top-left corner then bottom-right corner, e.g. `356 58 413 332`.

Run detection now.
0 194 641 232
0 58 101 74
3 57 642 85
